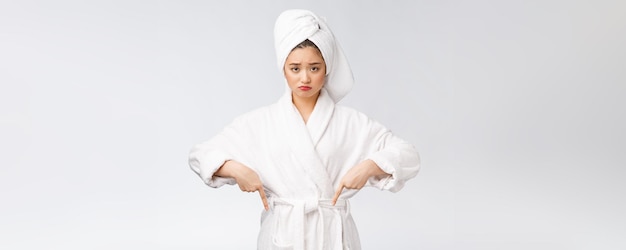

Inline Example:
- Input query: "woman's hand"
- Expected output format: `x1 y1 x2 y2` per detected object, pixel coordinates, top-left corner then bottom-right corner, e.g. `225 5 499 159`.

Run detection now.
332 159 390 205
215 160 269 210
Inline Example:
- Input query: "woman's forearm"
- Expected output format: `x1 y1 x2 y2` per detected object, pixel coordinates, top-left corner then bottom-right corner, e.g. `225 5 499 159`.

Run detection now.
364 159 391 178
214 160 242 179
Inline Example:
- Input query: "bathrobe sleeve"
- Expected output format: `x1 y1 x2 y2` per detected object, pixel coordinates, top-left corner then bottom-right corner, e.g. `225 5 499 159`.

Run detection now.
364 117 421 192
188 115 253 188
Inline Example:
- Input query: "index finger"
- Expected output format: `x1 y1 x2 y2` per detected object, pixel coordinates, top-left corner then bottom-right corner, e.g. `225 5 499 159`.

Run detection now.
332 185 344 206
258 187 269 211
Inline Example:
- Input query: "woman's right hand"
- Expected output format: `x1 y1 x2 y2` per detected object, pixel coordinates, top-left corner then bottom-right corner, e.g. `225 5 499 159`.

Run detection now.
215 160 269 211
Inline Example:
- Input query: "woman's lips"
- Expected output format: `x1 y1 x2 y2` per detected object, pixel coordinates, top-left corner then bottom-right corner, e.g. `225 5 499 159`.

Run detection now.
299 86 312 91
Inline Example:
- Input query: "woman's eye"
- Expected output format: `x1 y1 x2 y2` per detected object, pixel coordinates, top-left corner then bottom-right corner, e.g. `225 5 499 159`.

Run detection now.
291 67 299 72
311 67 318 72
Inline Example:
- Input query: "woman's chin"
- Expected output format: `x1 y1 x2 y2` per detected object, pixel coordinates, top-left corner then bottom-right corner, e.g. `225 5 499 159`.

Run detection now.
293 91 320 100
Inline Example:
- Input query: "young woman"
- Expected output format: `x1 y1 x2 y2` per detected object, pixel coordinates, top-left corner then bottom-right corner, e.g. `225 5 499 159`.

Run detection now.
189 9 420 250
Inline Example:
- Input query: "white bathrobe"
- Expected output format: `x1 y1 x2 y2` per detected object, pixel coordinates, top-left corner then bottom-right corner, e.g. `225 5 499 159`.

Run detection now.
189 88 420 250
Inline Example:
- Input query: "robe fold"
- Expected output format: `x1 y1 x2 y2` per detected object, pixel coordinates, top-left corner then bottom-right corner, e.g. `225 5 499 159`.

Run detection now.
189 89 420 250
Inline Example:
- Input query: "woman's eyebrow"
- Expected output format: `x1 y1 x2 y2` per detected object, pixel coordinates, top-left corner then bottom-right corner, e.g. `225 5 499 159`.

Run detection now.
288 62 322 66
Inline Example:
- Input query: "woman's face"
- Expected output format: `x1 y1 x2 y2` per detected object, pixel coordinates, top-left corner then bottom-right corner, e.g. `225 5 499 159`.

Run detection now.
283 46 326 102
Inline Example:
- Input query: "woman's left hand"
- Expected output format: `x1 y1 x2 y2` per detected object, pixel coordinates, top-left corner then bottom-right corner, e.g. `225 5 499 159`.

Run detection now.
332 159 389 205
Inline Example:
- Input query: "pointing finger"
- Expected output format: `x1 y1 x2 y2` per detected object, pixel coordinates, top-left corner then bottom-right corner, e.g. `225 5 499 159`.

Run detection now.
332 185 344 206
258 187 269 211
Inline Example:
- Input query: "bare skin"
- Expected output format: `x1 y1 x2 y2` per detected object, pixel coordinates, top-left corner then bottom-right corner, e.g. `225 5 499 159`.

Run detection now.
331 159 390 205
215 46 391 209
283 46 326 123
214 160 269 210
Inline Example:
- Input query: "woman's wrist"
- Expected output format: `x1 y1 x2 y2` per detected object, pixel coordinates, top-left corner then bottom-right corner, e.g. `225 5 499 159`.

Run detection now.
364 159 389 178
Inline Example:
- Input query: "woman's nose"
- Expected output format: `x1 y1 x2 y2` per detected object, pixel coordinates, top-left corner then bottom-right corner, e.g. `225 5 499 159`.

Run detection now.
300 72 311 83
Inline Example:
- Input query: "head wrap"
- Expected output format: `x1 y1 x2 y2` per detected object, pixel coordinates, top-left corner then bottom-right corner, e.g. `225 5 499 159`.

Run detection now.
274 9 354 103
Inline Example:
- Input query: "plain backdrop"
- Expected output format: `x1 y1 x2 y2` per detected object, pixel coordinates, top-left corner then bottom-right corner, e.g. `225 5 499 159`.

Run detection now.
1 1 625 249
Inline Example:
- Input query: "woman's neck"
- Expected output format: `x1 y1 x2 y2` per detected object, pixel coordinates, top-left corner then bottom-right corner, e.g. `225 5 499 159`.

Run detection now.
292 92 319 124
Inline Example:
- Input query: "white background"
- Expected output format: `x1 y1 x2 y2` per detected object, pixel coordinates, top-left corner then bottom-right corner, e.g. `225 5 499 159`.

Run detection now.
1 1 624 249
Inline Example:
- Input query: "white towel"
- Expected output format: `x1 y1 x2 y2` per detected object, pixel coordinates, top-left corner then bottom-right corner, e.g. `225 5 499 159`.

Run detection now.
274 9 354 103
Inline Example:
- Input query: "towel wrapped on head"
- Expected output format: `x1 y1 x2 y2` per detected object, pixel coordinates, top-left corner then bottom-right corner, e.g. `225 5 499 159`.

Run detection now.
274 9 354 103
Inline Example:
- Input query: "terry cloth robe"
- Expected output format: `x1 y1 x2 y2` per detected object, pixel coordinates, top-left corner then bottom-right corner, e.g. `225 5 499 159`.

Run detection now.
189 89 420 250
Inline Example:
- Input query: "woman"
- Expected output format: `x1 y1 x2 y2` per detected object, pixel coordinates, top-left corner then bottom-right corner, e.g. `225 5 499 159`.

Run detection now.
189 9 420 250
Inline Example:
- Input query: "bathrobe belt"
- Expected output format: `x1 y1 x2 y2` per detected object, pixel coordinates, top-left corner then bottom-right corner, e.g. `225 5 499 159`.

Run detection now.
270 198 348 250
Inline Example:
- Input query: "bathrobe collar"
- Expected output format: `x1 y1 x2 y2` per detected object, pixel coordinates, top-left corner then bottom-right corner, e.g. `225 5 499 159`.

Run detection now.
280 88 335 147
278 88 335 198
